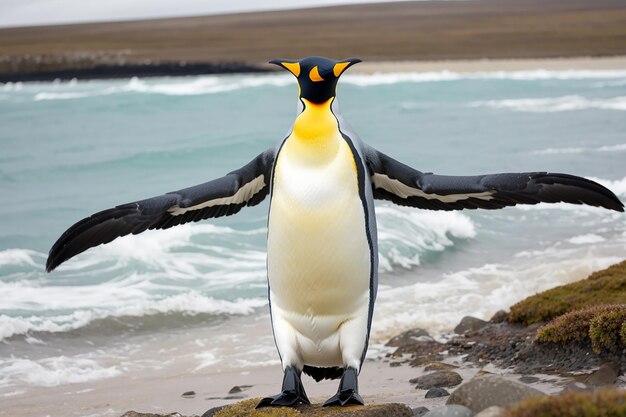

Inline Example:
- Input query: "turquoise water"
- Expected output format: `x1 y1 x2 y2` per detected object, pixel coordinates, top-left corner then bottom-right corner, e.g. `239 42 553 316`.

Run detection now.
1 70 625 389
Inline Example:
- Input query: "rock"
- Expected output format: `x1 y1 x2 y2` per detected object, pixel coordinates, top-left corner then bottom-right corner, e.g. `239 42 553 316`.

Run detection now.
390 361 403 367
489 311 508 323
425 362 459 371
561 381 592 392
228 385 253 394
410 354 445 367
386 328 432 347
474 406 505 417
447 375 544 412
201 407 225 417
425 387 450 398
413 406 430 416
121 413 190 417
411 371 463 389
423 405 474 417
583 361 620 387
518 376 539 384
203 398 414 416
181 391 195 398
454 316 489 334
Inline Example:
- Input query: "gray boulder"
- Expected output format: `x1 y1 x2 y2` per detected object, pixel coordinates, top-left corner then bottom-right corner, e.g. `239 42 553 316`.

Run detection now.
413 406 430 416
423 405 474 417
447 375 544 413
425 387 450 398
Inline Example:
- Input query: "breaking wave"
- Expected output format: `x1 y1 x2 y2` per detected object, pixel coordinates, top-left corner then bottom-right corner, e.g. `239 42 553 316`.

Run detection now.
1 68 624 101
470 95 626 113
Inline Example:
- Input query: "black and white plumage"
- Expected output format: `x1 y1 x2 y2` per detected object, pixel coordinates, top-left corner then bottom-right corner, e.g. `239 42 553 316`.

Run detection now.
46 56 624 409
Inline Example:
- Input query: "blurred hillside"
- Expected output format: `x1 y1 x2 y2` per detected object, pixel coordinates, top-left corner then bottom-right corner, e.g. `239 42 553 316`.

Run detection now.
1 0 626 81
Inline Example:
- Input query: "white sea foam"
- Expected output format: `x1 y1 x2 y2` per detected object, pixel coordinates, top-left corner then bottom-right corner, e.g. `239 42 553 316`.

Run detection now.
0 356 121 387
0 294 267 341
534 143 626 155
568 234 606 245
372 253 624 342
377 206 476 271
471 95 626 113
20 69 626 101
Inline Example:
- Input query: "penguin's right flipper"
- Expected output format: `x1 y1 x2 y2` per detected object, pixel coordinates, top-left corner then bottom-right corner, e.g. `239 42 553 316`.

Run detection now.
256 367 310 408
46 149 275 272
364 146 624 212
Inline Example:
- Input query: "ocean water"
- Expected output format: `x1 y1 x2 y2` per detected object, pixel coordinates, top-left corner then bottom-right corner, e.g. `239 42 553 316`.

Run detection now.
1 69 625 391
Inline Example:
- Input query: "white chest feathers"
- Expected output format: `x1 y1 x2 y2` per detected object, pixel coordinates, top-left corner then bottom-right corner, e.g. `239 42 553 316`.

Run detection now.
267 135 371 318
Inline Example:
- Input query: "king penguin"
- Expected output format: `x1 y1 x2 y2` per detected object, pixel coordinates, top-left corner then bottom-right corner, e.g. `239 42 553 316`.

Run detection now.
46 56 624 408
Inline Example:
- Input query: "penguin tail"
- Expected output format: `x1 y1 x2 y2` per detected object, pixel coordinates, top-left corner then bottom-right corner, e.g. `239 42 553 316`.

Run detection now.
303 365 344 382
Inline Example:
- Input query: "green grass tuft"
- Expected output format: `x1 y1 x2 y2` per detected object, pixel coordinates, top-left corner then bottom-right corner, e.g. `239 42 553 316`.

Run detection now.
589 305 626 354
509 260 626 326
506 388 626 417
536 304 626 354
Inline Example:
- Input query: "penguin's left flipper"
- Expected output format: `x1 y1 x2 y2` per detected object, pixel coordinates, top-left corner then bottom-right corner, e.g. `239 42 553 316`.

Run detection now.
364 146 624 212
46 149 276 272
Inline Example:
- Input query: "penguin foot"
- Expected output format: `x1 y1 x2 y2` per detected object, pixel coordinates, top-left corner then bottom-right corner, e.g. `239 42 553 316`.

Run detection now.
256 390 311 408
256 366 310 408
322 367 365 407
322 389 364 407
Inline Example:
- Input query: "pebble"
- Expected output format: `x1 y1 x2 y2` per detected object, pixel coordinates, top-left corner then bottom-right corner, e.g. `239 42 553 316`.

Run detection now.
425 387 450 398
413 406 430 417
181 391 195 398
518 376 539 384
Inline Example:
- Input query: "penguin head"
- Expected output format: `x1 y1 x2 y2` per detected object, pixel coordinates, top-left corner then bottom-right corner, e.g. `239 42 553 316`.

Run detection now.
270 56 361 103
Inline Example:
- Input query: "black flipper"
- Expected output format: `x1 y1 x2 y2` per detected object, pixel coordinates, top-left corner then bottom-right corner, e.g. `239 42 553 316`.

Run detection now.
256 366 310 408
364 146 624 212
323 367 364 407
46 149 275 272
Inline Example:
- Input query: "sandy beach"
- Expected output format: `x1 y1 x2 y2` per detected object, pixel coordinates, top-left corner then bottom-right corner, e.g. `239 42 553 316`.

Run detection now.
352 56 626 74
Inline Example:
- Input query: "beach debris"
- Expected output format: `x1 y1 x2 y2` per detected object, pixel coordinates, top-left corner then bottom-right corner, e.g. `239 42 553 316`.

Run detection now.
411 371 463 389
454 317 488 335
446 375 543 413
181 391 196 398
422 405 474 417
425 387 450 398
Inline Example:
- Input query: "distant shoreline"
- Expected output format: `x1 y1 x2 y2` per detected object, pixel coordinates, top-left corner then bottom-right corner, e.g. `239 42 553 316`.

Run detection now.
3 56 626 83
2 0 626 82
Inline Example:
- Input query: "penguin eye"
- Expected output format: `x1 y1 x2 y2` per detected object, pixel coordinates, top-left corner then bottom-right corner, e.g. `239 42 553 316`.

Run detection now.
309 66 324 82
